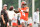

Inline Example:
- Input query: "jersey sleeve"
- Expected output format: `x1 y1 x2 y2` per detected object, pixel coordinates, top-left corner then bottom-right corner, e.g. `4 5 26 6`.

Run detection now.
1 10 4 15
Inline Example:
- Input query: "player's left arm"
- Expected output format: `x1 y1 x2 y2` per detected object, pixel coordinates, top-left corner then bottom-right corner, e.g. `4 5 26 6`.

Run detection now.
23 7 29 13
14 10 19 13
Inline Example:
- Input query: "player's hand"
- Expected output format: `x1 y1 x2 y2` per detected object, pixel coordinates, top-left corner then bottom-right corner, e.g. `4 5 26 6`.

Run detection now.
18 8 21 11
3 20 5 24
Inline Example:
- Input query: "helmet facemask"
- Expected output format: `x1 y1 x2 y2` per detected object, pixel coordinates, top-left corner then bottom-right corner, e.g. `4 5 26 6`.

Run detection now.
22 4 27 8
